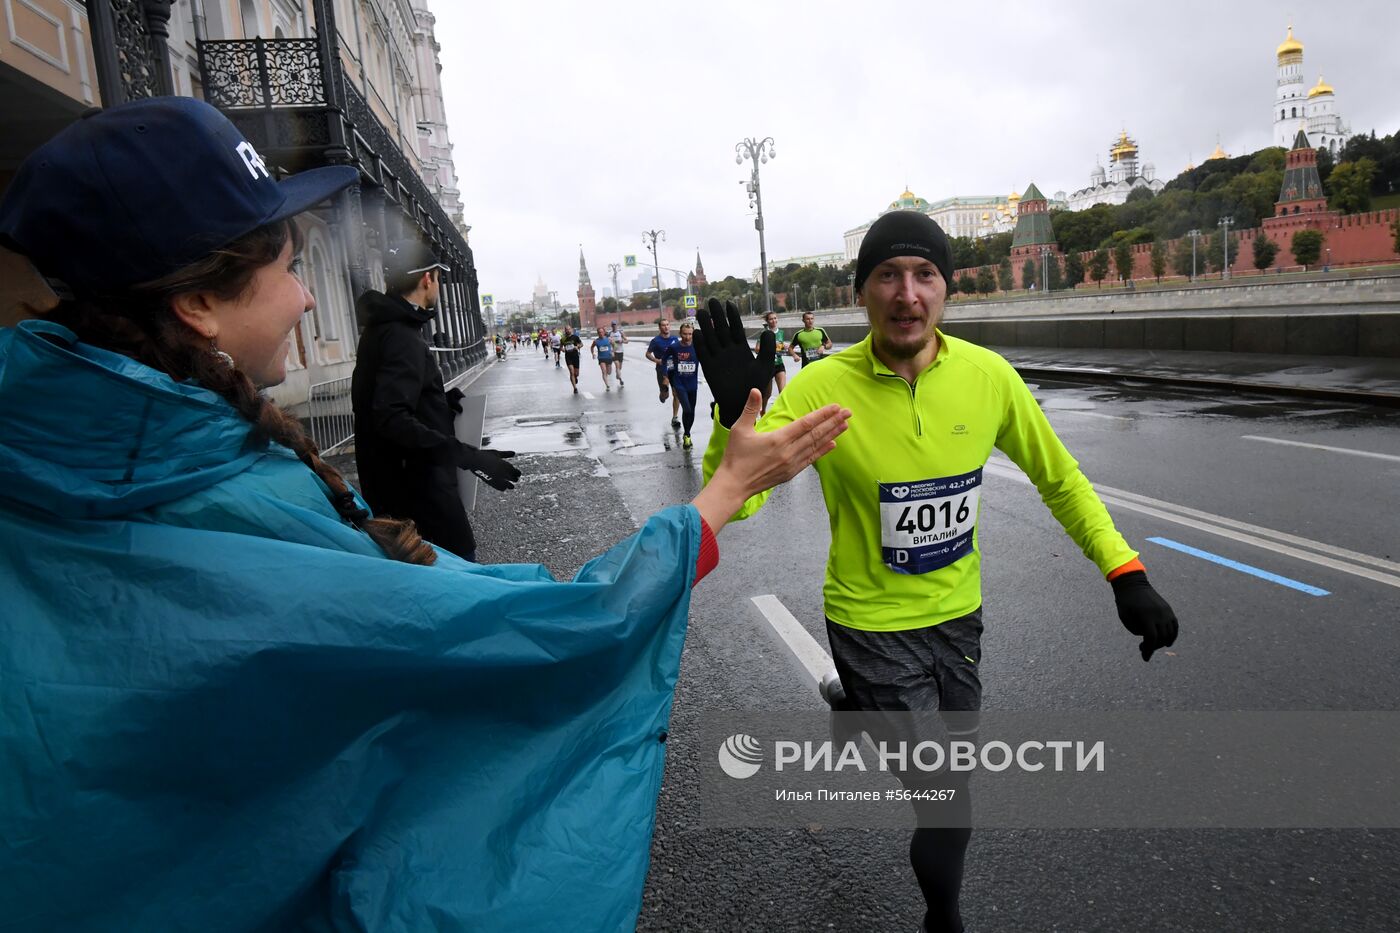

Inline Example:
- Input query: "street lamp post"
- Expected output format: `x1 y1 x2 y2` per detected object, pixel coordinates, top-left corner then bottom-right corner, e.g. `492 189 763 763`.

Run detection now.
642 229 666 319
1325 248 1332 272
1187 228 1201 282
847 272 855 307
735 136 777 315
607 262 622 318
1218 216 1234 280
1040 245 1050 292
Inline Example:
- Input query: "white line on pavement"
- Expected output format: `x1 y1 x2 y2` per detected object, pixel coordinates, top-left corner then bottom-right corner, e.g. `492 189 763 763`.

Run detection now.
983 460 1400 590
750 595 833 686
1045 410 1132 422
1241 435 1400 464
582 392 595 400
615 430 633 447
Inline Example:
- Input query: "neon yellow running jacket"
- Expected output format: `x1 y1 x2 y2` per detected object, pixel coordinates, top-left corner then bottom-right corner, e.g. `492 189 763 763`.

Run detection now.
703 332 1138 632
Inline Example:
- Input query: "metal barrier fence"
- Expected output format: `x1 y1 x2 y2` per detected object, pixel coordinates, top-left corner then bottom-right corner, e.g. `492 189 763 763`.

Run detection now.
308 376 354 455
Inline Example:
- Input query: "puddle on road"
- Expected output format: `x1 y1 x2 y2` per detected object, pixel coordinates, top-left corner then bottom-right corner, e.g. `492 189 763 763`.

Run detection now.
482 416 588 454
616 443 670 456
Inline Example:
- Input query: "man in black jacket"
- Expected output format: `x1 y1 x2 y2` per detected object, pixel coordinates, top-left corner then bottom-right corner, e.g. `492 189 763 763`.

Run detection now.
351 239 519 561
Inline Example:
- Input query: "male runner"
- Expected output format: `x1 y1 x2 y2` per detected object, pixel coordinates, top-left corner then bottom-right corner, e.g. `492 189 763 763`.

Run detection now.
790 311 833 366
560 325 584 393
609 320 629 386
663 322 701 449
550 329 562 367
646 318 681 427
756 310 787 412
697 210 1178 933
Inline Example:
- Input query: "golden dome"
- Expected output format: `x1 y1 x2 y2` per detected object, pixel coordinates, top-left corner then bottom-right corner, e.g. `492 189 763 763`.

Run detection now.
1007 190 1020 202
1276 25 1303 60
1207 143 1228 161
981 211 991 221
1307 75 1334 97
1110 130 1139 160
900 188 916 199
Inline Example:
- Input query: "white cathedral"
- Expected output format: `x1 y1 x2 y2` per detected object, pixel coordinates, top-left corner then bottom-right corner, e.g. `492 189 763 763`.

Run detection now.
1272 25 1349 152
1058 131 1165 212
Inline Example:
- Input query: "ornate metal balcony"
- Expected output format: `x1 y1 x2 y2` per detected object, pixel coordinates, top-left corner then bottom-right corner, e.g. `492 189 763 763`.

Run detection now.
199 38 325 108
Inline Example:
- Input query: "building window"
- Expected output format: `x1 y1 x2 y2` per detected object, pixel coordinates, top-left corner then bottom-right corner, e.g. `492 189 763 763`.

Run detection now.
1291 107 1297 118
1280 109 1285 119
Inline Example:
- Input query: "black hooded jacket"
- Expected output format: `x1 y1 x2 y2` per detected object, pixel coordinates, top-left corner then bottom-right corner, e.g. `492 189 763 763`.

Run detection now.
351 290 474 557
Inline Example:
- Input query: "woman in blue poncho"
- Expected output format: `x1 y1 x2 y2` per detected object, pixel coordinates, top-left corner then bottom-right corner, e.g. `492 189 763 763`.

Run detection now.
0 98 847 932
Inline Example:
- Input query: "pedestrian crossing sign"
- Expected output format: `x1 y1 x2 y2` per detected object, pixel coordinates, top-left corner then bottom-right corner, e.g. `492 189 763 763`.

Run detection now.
481 293 494 306
624 254 637 268
683 294 698 309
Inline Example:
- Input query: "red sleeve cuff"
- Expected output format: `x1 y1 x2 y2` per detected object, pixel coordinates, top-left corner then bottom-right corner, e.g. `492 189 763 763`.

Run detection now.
693 517 720 585
1107 558 1146 581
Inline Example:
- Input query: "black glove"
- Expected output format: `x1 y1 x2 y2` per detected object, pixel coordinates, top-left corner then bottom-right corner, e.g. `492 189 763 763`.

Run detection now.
445 387 465 416
454 442 520 491
1110 571 1179 662
694 298 776 428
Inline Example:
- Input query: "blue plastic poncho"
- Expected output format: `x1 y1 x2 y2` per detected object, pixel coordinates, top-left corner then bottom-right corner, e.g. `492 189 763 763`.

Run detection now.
0 320 697 931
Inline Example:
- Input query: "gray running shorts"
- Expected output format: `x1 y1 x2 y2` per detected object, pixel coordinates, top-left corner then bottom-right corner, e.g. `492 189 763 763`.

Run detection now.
825 609 983 714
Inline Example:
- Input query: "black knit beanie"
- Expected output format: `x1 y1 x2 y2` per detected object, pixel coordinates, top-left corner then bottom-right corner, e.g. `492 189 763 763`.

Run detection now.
853 210 953 295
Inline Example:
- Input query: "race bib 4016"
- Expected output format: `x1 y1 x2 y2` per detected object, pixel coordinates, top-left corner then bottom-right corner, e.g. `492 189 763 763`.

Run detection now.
878 469 982 575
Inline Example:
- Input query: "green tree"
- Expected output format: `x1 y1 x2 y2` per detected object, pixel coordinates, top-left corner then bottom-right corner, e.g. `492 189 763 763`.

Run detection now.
1327 157 1377 213
1063 251 1085 287
1150 240 1168 282
1315 146 1335 186
997 256 1013 291
1021 258 1037 290
1089 248 1110 287
1252 233 1279 271
1291 229 1324 269
959 272 977 295
1206 230 1239 272
1392 216 1400 254
1112 240 1135 282
946 275 960 296
1047 255 1064 291
975 266 997 295
1171 237 1197 278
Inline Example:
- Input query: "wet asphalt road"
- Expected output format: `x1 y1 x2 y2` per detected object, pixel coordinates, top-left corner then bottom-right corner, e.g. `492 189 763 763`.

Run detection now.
466 341 1400 933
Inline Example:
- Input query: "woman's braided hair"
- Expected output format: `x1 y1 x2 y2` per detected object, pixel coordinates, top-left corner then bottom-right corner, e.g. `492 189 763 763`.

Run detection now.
49 221 437 566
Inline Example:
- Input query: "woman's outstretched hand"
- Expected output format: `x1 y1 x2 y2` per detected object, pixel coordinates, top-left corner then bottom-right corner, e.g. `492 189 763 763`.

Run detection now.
694 388 850 534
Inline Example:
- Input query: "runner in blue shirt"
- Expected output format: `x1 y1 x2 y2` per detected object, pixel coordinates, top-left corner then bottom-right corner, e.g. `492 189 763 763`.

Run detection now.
591 326 615 391
663 322 702 449
646 319 682 427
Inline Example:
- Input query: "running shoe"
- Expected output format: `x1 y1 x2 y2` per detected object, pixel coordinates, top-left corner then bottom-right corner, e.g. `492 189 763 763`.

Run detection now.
659 387 669 402
682 435 693 450
573 387 578 394
670 418 681 429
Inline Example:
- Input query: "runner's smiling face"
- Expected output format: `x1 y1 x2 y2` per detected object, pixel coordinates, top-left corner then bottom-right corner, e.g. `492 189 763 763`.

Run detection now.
858 256 945 361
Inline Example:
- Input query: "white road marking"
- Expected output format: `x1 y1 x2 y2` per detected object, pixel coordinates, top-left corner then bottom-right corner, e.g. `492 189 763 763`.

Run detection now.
750 595 834 686
1045 410 1132 422
983 460 1400 590
1241 435 1400 464
614 430 634 448
582 391 596 400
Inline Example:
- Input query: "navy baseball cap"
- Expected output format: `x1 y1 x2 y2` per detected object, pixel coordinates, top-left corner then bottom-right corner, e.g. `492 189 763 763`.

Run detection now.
0 96 358 294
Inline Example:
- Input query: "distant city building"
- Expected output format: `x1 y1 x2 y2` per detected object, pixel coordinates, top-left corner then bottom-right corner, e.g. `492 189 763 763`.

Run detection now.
577 249 597 329
532 275 551 309
687 251 708 290
1272 25 1350 153
755 250 847 280
843 188 1060 261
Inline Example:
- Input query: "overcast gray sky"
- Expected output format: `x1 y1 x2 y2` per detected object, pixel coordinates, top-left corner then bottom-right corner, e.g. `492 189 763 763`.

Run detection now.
431 1 1400 305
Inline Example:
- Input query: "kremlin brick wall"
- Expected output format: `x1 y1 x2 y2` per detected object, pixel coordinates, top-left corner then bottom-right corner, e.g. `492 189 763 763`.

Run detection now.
952 208 1400 292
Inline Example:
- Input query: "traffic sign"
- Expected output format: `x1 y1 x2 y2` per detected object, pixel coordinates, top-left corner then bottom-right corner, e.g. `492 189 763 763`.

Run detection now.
624 254 637 268
481 293 494 306
683 294 698 309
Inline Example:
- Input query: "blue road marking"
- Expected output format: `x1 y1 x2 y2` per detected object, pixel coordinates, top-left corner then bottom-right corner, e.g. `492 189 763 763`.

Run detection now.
1146 537 1330 596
